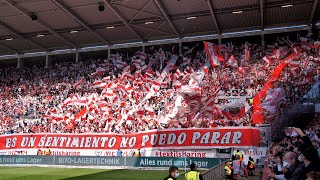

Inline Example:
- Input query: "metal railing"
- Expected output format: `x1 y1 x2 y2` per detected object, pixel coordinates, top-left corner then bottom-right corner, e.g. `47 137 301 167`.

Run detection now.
201 160 227 180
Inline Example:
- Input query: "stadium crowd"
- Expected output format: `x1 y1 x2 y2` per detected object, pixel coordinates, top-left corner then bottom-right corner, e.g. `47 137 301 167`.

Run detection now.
0 36 319 135
263 126 320 180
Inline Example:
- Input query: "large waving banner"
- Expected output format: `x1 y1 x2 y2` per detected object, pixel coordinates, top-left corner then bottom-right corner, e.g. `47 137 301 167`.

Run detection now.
0 128 259 152
252 53 297 124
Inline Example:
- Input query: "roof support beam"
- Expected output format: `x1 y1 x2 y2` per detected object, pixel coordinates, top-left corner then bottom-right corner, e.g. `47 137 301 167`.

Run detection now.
0 25 311 61
153 0 180 38
0 42 18 53
3 0 77 48
112 4 163 19
129 0 153 24
132 23 172 35
0 21 46 50
51 0 110 45
206 0 221 34
103 0 144 41
260 0 264 30
144 21 167 39
308 0 319 25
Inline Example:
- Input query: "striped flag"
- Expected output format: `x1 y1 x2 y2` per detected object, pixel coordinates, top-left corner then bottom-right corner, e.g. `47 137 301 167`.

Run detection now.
204 41 220 67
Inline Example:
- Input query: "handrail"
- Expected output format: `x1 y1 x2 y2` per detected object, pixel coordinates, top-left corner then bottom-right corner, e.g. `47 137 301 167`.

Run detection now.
201 160 227 180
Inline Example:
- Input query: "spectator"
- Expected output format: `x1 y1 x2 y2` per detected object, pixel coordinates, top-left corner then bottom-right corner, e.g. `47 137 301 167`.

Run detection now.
273 153 284 175
132 149 141 157
37 149 42 156
224 160 233 180
45 147 51 156
116 149 122 157
233 154 248 179
247 157 255 176
268 152 304 180
299 147 320 174
306 172 320 180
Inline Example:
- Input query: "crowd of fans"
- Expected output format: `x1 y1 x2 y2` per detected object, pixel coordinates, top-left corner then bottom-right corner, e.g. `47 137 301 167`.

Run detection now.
263 127 320 180
0 36 319 135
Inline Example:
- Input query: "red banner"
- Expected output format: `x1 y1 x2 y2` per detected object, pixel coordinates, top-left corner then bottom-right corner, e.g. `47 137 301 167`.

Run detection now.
0 128 260 150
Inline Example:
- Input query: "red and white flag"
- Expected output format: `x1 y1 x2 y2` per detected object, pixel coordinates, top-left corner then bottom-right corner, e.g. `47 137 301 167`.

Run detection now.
238 67 245 75
289 68 300 78
262 56 272 68
152 80 161 92
204 41 220 67
91 67 106 77
74 77 86 89
288 60 300 68
227 55 238 67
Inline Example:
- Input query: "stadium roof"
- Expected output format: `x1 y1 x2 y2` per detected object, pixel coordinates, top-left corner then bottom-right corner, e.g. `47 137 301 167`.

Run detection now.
0 0 319 59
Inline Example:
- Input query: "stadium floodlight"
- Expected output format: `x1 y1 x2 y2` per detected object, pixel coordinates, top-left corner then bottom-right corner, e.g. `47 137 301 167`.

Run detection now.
187 16 196 20
281 4 293 8
5 37 13 41
145 21 154 25
37 34 44 37
106 26 115 29
70 30 78 34
232 11 243 14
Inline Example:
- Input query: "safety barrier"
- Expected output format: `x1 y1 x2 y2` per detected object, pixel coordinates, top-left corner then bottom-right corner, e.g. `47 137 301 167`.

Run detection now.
0 155 225 170
201 159 226 180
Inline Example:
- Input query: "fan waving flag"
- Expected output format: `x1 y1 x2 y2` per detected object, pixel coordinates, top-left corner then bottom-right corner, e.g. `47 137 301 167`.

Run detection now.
204 41 220 67
74 77 86 89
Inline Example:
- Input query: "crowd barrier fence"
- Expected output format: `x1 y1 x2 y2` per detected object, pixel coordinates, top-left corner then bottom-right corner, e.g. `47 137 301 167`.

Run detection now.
201 160 226 180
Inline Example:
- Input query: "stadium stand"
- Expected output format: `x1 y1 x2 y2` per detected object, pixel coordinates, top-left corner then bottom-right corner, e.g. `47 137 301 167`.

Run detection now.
0 38 319 135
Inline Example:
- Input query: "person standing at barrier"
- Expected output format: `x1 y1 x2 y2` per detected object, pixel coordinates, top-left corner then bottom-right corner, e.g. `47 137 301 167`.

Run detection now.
233 154 248 180
45 147 51 156
164 166 180 180
235 150 243 161
132 149 141 157
247 157 255 176
37 149 42 156
185 163 203 180
225 160 233 180
116 149 123 157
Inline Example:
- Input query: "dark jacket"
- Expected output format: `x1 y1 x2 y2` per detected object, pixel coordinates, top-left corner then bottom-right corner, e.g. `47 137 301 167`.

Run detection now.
303 161 320 177
284 162 304 180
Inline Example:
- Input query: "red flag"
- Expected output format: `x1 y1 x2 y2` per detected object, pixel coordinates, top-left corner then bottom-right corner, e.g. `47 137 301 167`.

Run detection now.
74 77 86 89
74 107 88 120
244 46 250 61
